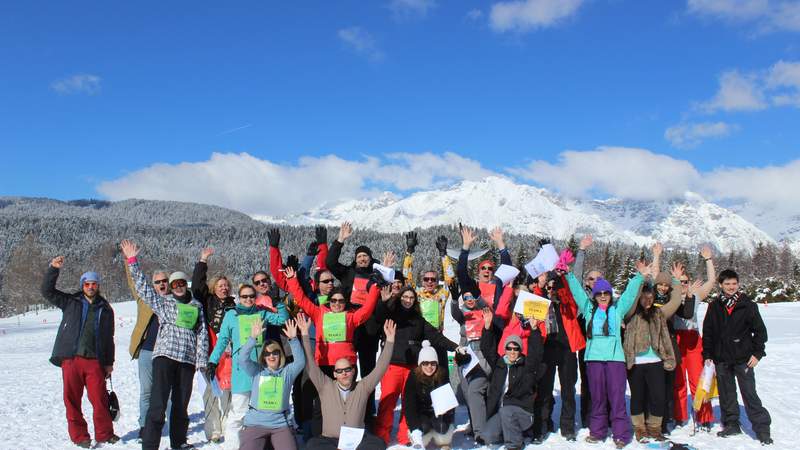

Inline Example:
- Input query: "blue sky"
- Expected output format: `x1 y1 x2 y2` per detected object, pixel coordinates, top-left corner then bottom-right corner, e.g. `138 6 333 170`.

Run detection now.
2 0 799 216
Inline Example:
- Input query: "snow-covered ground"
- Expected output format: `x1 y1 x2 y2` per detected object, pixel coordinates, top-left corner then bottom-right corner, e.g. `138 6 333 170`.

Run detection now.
2 301 799 450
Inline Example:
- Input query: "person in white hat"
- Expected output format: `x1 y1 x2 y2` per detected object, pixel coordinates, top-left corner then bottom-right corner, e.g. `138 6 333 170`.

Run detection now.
402 340 455 449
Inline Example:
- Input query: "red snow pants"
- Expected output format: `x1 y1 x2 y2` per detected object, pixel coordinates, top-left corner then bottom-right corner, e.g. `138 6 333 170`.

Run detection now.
673 330 715 424
62 356 114 443
375 363 412 445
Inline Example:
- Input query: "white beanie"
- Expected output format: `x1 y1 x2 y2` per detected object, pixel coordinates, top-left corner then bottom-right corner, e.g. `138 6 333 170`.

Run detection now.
418 340 438 365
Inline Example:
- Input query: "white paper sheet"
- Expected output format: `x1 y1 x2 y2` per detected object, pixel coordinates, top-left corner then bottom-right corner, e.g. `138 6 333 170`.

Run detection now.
338 426 365 450
430 383 459 417
525 244 559 278
494 264 520 286
513 291 550 314
373 263 395 284
195 371 208 394
460 344 480 378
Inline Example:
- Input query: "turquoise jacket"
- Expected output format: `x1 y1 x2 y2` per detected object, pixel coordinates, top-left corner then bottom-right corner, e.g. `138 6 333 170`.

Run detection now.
567 272 643 363
240 336 305 429
209 303 289 393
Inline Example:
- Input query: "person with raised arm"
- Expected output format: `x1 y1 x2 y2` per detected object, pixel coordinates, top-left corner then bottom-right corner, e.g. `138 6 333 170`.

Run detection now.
238 318 305 450
703 268 772 445
565 256 648 448
572 234 600 428
302 316 398 450
41 256 118 448
121 239 209 450
456 225 514 317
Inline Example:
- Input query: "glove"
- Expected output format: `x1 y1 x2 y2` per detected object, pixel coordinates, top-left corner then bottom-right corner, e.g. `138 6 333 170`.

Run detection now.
267 229 280 248
206 362 218 381
306 241 319 256
435 235 448 258
405 231 418 254
410 429 424 448
315 225 327 246
370 269 390 288
285 254 299 272
268 283 282 302
454 351 472 366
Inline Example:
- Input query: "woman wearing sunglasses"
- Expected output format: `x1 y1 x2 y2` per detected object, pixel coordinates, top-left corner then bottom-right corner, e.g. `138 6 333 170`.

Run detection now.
207 284 289 449
238 317 305 450
479 307 544 450
402 340 455 449
565 258 649 448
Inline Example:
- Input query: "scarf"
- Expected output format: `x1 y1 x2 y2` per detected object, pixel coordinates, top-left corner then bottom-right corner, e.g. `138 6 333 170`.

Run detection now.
721 291 740 310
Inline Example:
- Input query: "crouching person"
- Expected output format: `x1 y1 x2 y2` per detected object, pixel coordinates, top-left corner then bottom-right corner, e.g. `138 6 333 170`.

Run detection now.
480 308 544 450
403 341 455 449
238 318 305 450
303 316 397 450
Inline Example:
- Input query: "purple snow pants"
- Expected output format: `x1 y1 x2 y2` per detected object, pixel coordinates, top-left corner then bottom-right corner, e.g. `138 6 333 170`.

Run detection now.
586 361 631 443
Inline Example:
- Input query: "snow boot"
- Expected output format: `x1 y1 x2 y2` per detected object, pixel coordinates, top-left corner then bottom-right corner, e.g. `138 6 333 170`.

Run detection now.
633 414 649 443
757 433 773 445
614 438 628 448
647 415 666 442
717 423 742 438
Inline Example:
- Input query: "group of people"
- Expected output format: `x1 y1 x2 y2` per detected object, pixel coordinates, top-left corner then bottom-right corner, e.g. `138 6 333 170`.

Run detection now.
41 222 774 450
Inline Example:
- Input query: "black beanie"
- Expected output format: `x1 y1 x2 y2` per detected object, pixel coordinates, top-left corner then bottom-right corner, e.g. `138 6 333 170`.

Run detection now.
354 245 372 259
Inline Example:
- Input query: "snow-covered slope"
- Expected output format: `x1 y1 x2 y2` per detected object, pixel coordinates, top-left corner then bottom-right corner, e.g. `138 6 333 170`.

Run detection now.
267 177 776 254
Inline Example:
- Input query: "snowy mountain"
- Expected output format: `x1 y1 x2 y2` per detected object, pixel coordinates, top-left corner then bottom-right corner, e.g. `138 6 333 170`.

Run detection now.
263 176 779 254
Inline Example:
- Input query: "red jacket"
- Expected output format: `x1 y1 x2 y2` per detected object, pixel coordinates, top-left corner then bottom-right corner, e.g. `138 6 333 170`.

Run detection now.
269 243 329 292
553 275 586 353
497 314 547 356
287 277 378 366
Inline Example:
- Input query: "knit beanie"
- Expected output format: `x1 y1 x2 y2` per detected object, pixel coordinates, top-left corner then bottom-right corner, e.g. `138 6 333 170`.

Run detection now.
417 340 438 365
591 277 613 299
80 271 100 285
504 334 523 349
655 272 672 286
354 245 372 259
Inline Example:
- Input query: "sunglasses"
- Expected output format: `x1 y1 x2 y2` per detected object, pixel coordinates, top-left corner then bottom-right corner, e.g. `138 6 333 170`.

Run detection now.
171 280 187 288
422 277 437 282
596 291 611 297
334 366 354 374
680 280 690 285
83 282 98 287
240 294 257 299
329 298 346 305
253 278 270 286
318 278 335 284
480 265 494 271
587 277 596 281
264 350 282 357
420 361 438 367
505 345 521 352
154 279 168 285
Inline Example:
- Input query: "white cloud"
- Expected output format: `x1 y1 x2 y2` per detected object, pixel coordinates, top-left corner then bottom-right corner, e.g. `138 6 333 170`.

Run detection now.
97 152 498 216
466 8 484 21
489 0 583 32
50 74 102 95
766 60 800 106
687 0 800 32
337 27 385 62
509 147 701 200
698 70 767 112
664 121 738 148
704 160 800 213
389 0 436 18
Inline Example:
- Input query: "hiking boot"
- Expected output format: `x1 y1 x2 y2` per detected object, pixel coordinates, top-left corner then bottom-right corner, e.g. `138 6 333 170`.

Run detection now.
562 430 577 442
97 435 120 445
474 436 486 446
75 440 92 449
614 438 627 448
647 425 666 442
758 433 773 445
585 435 602 444
717 424 743 438
634 425 649 443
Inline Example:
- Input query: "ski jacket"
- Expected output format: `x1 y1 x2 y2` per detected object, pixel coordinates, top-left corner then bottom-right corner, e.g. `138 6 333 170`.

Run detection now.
325 240 377 306
41 266 115 368
191 261 236 337
481 322 543 417
371 299 458 365
456 248 514 310
702 293 767 364
623 279 681 370
402 370 455 431
124 263 158 359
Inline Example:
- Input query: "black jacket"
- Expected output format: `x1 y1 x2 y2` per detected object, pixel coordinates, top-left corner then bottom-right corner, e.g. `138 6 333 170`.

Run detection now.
372 299 458 365
192 261 236 335
481 322 543 417
41 267 115 367
402 370 455 431
702 293 768 364
325 240 375 301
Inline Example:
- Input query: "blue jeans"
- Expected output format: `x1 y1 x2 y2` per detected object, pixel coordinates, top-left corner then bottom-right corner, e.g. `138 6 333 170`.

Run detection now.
138 349 171 431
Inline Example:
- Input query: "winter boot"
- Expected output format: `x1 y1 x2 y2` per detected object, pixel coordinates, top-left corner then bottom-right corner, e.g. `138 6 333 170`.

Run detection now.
585 435 602 444
632 414 648 443
717 423 742 438
757 433 773 445
614 438 628 448
646 415 666 441
75 440 92 449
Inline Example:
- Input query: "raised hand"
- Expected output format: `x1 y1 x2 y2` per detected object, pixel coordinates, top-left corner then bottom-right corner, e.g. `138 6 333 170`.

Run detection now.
315 225 328 246
460 224 476 250
688 279 703 297
380 285 392 302
251 318 264 339
267 228 281 248
405 231 418 254
120 240 140 259
381 251 397 268
296 313 311 335
435 235 448 257
307 241 319 256
671 262 685 280
285 254 299 271
580 234 593 250
635 259 649 276
652 242 663 258
50 256 65 268
200 247 214 263
338 222 353 242
700 245 713 261
283 319 298 339
284 266 296 279
482 307 493 329
489 227 505 248
383 319 397 342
